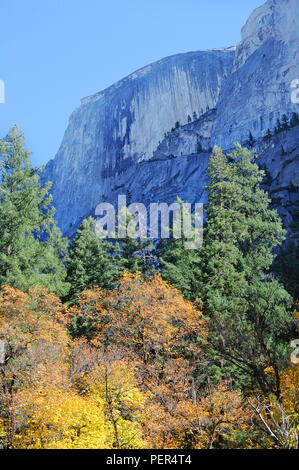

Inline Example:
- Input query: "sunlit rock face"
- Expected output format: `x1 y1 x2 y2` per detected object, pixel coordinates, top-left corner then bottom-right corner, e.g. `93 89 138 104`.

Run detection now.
43 50 234 235
153 109 216 160
211 0 299 149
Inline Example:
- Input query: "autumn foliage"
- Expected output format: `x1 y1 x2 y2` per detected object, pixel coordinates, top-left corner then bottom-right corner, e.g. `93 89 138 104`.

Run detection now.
0 276 298 449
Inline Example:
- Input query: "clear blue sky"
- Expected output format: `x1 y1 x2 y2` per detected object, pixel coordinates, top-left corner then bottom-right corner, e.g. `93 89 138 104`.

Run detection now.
0 0 264 166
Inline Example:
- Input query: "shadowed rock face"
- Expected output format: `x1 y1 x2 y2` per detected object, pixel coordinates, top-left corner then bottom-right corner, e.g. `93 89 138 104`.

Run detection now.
43 0 299 238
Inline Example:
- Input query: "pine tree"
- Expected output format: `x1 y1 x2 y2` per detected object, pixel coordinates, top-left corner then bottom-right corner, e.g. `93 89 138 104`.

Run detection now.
116 209 155 275
199 144 296 397
157 237 202 302
0 125 69 296
156 199 203 301
66 217 120 304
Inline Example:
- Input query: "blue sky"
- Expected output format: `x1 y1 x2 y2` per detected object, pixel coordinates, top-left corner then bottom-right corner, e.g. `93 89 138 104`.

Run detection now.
0 0 264 166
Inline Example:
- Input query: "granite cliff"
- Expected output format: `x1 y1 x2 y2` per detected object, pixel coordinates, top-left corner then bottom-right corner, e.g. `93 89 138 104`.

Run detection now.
43 50 234 235
212 0 299 149
42 0 299 238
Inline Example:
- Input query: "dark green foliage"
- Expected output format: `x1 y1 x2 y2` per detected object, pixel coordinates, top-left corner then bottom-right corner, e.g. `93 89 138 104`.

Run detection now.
0 125 69 296
66 210 156 304
116 210 156 275
199 144 296 397
65 217 120 304
156 199 202 302
157 235 202 302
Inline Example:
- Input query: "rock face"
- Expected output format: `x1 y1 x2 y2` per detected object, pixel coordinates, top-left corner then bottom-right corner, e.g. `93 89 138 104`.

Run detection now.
42 0 299 238
212 0 299 149
153 109 215 160
43 50 234 235
256 126 299 229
